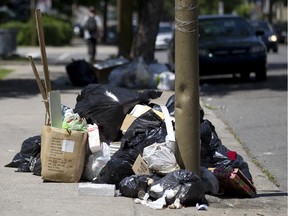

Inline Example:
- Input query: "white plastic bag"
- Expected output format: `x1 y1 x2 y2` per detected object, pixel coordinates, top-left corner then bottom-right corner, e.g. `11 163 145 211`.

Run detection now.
143 142 180 175
82 142 111 181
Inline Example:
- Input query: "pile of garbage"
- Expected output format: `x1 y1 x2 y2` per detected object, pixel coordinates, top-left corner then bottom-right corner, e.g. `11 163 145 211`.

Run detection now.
66 57 175 91
5 84 256 210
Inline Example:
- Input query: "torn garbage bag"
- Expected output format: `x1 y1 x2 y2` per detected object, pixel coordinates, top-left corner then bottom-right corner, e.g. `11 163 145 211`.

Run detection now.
147 169 206 206
74 84 162 142
93 110 167 187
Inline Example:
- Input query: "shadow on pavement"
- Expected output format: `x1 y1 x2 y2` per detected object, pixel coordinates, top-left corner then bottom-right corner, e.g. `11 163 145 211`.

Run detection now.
0 76 81 99
257 190 288 198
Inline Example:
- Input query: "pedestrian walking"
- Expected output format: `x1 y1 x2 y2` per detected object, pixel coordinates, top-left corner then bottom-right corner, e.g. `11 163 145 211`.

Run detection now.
83 6 103 63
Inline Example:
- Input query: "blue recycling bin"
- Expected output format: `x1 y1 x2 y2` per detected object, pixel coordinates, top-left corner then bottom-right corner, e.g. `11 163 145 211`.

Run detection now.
0 28 18 56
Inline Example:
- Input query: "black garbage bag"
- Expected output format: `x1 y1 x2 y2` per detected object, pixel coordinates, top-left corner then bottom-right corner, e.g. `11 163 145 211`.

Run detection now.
17 138 41 173
28 142 41 176
148 169 206 206
66 59 97 86
29 156 41 176
119 174 161 198
212 145 253 181
93 149 136 186
200 119 218 167
5 135 41 172
94 110 167 187
154 94 205 122
200 166 219 195
120 109 165 150
74 84 162 142
200 119 253 181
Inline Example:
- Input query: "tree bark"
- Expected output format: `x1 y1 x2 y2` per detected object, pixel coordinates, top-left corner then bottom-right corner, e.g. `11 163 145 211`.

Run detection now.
130 0 164 64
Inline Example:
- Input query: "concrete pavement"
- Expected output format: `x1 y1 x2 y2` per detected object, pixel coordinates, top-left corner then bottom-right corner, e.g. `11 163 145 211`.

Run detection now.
0 42 287 215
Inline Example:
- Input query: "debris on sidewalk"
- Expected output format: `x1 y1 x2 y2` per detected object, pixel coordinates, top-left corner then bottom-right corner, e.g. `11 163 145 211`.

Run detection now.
5 9 257 211
5 87 257 209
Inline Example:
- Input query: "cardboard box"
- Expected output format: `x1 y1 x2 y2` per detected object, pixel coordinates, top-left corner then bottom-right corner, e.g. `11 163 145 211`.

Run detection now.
209 167 257 198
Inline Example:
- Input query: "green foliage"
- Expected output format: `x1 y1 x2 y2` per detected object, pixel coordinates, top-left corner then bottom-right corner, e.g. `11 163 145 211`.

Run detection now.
0 15 73 46
235 2 254 18
198 0 218 15
198 0 243 15
163 0 174 21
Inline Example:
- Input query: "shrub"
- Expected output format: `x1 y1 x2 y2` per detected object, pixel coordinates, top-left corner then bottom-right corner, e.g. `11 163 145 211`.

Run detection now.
0 15 73 46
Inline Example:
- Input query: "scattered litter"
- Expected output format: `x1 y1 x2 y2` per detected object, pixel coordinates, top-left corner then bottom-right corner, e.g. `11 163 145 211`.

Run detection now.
196 203 208 210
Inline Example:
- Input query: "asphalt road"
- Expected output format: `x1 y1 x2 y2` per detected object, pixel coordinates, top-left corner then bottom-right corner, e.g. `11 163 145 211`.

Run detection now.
199 44 287 192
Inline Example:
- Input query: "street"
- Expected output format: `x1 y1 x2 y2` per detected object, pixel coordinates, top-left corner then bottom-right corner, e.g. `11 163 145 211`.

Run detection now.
199 44 287 192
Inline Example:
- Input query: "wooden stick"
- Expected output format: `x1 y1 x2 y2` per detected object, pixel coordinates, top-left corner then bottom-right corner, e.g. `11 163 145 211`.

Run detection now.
28 56 51 125
35 9 51 94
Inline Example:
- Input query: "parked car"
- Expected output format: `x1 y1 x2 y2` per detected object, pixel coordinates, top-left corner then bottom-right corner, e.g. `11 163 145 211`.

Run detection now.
249 20 278 53
273 22 287 44
168 15 267 81
155 22 174 50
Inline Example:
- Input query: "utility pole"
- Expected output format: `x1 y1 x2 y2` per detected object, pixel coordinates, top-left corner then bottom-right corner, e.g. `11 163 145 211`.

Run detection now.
174 0 200 174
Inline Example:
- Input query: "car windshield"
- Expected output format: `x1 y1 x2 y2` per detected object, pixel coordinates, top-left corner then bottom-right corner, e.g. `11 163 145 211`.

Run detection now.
199 18 253 38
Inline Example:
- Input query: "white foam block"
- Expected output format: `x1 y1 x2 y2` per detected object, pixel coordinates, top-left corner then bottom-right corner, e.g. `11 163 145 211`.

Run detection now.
78 183 115 196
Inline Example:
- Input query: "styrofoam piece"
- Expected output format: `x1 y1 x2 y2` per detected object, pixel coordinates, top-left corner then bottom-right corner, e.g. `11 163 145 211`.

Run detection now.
78 183 115 196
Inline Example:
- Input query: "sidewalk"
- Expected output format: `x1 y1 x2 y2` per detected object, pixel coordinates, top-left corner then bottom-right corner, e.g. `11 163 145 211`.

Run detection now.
0 44 287 216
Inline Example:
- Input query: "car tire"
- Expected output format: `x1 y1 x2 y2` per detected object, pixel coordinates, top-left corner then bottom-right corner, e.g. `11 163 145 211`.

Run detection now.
272 47 278 53
255 67 267 81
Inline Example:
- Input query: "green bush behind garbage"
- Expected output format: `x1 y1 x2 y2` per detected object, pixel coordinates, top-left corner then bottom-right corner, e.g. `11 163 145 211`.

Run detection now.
0 15 73 46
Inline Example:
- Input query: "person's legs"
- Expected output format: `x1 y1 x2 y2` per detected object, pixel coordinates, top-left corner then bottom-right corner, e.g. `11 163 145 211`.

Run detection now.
87 38 97 62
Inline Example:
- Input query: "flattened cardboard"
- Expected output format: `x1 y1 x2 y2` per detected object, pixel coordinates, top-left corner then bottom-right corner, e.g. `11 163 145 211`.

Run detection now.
120 114 136 132
41 125 88 182
120 105 164 132
132 154 150 175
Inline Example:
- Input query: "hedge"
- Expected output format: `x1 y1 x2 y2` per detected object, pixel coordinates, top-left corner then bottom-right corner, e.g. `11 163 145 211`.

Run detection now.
0 15 73 46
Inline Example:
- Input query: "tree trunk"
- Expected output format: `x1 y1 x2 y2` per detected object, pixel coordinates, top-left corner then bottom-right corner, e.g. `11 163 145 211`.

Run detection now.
130 0 164 64
102 0 108 43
